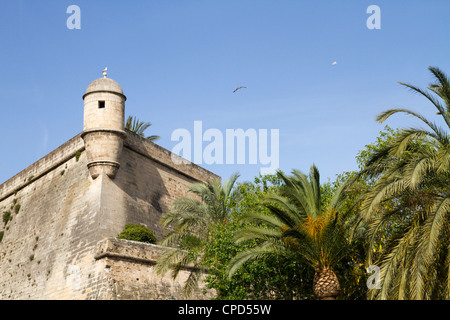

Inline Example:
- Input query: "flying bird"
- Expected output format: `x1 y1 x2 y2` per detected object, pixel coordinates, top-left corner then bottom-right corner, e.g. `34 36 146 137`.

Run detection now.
233 86 247 93
332 61 337 66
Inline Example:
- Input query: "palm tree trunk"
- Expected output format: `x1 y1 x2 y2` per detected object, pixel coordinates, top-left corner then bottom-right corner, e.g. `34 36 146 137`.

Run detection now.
313 267 340 300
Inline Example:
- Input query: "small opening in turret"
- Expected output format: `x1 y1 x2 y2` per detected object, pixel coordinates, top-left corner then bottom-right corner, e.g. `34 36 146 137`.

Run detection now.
98 101 105 109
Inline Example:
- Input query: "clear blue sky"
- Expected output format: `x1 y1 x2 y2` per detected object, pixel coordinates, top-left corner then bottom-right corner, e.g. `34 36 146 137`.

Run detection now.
1 0 450 185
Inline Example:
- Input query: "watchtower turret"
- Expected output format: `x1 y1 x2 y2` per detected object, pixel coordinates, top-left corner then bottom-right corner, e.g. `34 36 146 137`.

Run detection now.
81 69 126 179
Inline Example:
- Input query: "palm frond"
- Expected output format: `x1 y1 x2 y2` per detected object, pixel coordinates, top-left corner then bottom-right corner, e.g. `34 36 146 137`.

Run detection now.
228 164 355 296
227 242 285 278
363 67 450 299
156 173 240 297
125 115 160 141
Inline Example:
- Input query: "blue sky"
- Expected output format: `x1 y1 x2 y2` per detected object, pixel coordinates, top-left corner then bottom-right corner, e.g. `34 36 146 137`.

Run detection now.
1 0 450 185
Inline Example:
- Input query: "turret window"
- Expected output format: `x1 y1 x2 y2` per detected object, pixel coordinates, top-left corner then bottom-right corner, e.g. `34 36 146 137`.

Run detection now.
98 101 105 109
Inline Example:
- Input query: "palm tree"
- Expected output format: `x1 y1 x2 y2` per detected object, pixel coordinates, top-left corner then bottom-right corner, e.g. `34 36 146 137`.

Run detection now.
154 173 239 297
359 66 450 299
125 115 160 141
227 165 358 300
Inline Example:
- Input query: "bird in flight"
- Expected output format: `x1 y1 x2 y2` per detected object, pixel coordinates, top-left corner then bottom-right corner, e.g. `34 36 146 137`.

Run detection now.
233 86 247 93
331 61 337 66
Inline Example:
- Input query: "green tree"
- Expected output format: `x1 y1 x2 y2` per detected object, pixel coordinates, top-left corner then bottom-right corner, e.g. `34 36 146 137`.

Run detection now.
203 174 315 300
360 66 450 299
227 165 360 300
320 171 370 300
116 223 157 244
154 173 240 298
125 115 160 141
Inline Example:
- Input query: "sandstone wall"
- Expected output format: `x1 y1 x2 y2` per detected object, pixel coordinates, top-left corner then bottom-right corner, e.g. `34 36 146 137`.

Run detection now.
0 135 101 299
0 131 219 300
94 238 214 300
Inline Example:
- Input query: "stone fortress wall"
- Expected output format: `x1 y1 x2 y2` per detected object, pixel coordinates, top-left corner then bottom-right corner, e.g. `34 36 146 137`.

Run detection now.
0 74 219 300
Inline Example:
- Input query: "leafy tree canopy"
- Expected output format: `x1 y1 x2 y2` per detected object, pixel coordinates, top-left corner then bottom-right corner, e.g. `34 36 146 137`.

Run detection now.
117 223 157 244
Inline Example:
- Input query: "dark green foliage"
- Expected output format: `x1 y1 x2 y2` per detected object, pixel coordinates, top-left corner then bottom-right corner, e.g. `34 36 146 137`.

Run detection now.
196 173 367 300
202 174 317 300
0 231 4 243
155 174 240 298
204 219 315 300
3 211 11 226
117 223 157 244
75 151 81 162
14 204 20 214
226 167 369 300
320 173 370 300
